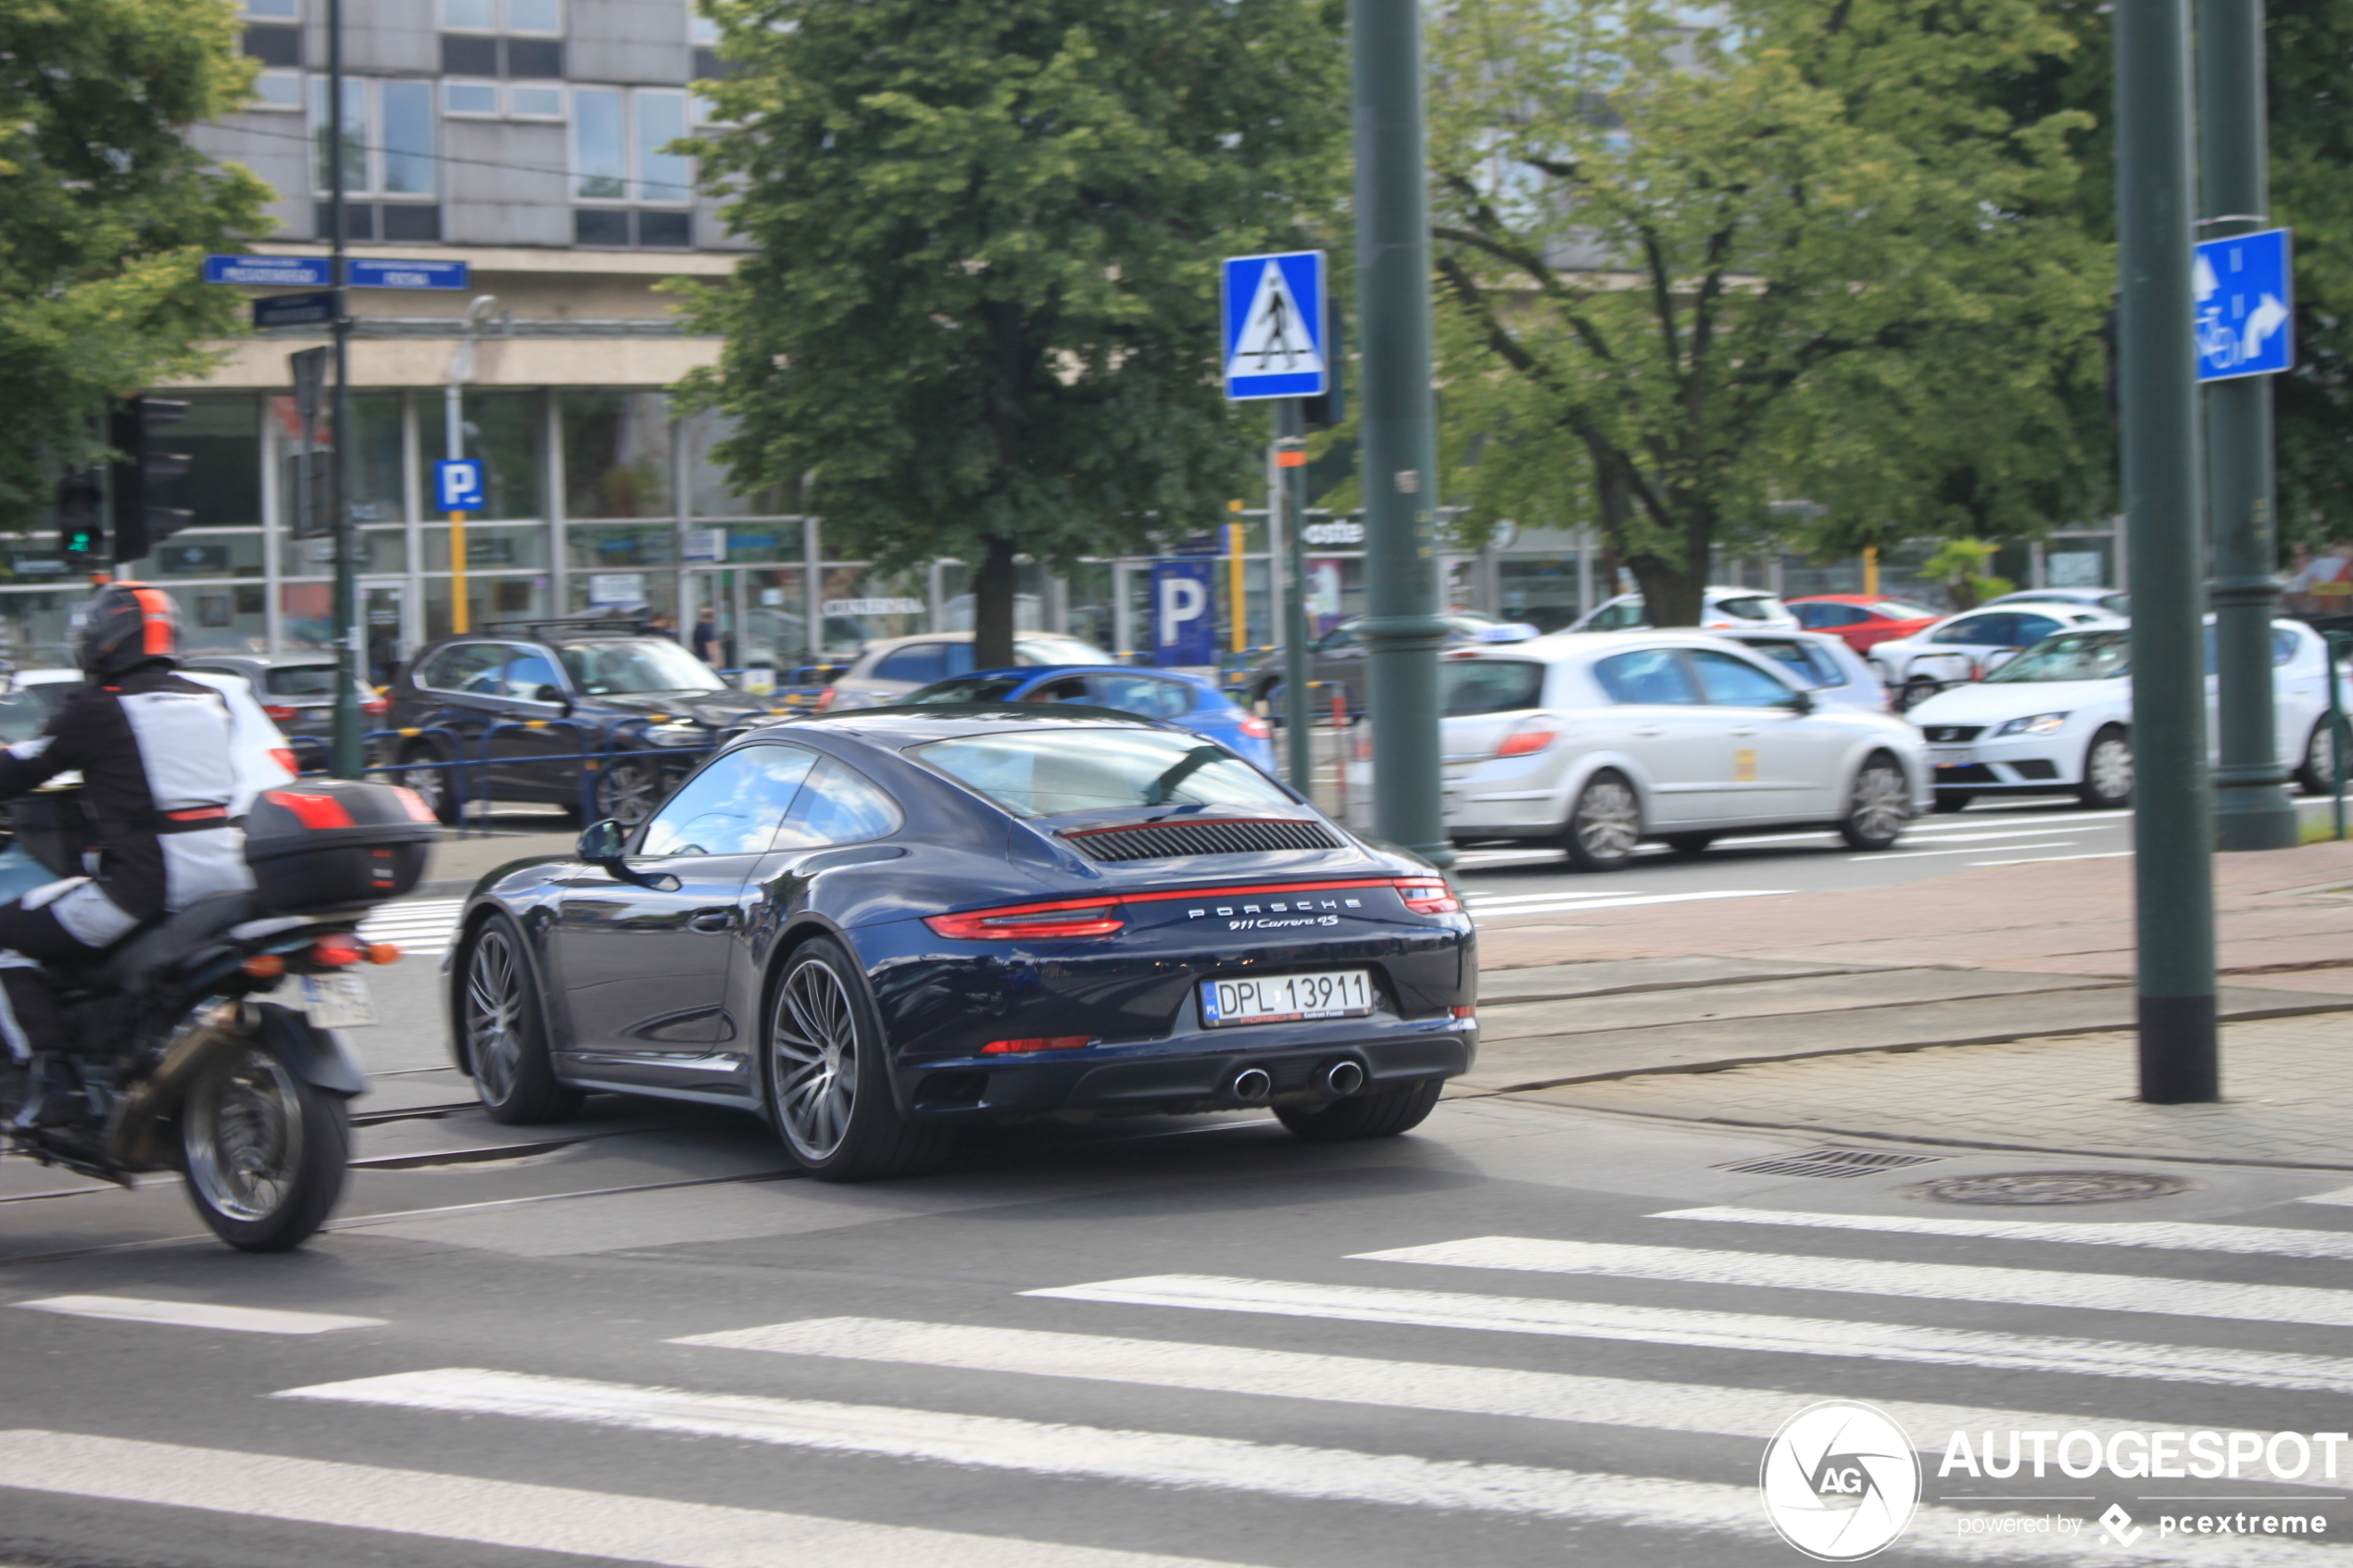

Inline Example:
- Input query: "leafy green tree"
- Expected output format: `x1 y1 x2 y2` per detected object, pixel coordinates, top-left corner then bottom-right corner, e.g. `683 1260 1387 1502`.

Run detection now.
673 0 1344 665
0 0 270 529
1426 0 2109 625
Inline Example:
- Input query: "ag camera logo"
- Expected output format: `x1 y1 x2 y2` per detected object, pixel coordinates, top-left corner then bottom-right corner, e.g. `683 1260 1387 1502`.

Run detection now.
1761 1401 1921 1561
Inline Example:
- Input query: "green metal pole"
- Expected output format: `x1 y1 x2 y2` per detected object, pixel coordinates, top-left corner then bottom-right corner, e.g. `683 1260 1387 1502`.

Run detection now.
1349 0 1451 865
2117 0 2219 1099
1276 400 1314 791
2199 0 2297 850
327 0 361 780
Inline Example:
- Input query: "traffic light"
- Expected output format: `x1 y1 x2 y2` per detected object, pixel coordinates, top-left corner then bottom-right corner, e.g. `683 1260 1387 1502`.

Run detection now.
108 395 194 564
56 468 104 559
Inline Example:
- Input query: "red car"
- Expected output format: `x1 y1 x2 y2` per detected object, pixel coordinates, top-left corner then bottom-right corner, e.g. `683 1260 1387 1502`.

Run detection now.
1786 595 1944 653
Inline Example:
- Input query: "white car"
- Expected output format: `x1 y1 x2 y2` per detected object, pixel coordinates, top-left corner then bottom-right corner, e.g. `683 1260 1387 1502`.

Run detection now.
1710 626 1891 711
1439 631 1931 869
1905 619 2346 811
1869 602 2125 704
5 667 299 809
1570 586 1800 633
821 631 1117 711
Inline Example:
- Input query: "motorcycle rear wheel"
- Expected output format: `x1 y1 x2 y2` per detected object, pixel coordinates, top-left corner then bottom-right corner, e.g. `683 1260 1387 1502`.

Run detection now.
178 1034 349 1251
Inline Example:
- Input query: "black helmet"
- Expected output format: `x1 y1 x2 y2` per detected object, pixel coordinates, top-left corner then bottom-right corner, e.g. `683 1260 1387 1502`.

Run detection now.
75 583 180 680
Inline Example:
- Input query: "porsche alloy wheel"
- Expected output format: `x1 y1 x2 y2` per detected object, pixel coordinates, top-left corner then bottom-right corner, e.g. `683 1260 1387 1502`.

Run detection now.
766 937 954 1182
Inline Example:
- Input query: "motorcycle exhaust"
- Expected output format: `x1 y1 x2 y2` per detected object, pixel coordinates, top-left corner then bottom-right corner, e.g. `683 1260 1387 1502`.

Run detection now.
1323 1060 1365 1098
107 1003 245 1172
1228 1068 1273 1103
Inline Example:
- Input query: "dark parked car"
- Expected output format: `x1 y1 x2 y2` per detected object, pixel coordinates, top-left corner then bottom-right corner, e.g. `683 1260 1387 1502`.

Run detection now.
180 651 380 772
445 708 1477 1180
384 619 784 825
1241 612 1527 717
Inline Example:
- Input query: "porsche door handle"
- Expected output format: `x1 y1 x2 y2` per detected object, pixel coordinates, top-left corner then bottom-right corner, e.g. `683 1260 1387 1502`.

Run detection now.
688 910 734 933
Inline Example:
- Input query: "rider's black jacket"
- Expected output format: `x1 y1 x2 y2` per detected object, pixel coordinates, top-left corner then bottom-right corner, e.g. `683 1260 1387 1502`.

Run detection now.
0 665 256 947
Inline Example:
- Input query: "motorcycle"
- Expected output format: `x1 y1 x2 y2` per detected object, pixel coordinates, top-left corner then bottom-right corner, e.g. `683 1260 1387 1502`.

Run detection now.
1 896 394 1251
0 760 433 1251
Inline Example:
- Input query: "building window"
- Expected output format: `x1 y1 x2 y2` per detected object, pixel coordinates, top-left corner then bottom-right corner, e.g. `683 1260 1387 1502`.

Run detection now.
253 70 304 111
243 25 301 67
688 11 719 45
573 88 691 204
245 0 298 16
311 78 435 198
507 83 564 119
504 38 563 78
445 80 499 117
560 392 673 520
441 0 559 31
572 209 694 249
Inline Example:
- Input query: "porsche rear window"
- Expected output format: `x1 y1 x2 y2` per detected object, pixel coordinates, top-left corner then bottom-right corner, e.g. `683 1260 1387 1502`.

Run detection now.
912 729 1290 818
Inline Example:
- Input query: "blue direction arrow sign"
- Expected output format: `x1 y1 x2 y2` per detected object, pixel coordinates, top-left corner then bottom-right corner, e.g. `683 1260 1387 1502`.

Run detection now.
434 459 486 512
1222 250 1327 401
205 255 333 287
2195 228 2293 382
252 290 341 329
346 258 470 290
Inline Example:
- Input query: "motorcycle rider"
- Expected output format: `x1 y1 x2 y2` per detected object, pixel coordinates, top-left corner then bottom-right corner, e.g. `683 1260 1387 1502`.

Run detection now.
0 584 269 1090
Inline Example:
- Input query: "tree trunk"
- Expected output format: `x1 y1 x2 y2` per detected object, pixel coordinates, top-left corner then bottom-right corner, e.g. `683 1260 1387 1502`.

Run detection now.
973 534 1019 670
1627 553 1704 626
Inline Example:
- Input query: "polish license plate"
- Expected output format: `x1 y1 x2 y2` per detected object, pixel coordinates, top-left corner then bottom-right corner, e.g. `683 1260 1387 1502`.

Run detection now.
298 972 374 1029
1201 971 1373 1028
1931 746 1977 768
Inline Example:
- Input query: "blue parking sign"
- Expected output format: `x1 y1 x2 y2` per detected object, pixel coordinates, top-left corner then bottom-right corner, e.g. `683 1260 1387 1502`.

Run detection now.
434 458 485 512
1151 559 1217 666
2195 228 2293 382
1222 251 1327 400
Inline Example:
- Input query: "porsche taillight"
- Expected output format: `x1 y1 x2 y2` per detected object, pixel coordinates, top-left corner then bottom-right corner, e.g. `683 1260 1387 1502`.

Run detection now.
1395 879 1462 914
925 901 1126 940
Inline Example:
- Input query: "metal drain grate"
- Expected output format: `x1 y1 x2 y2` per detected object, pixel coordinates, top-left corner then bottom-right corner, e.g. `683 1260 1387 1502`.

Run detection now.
1714 1148 1946 1179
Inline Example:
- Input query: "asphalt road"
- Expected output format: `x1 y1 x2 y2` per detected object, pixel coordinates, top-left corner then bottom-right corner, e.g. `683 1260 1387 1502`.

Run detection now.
12 799 2353 1568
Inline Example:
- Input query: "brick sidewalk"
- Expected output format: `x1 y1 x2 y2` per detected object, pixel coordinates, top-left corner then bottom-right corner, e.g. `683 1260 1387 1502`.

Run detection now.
1478 838 2353 992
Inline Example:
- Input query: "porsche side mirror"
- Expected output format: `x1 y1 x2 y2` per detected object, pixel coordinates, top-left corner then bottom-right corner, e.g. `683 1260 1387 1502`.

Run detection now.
578 817 628 867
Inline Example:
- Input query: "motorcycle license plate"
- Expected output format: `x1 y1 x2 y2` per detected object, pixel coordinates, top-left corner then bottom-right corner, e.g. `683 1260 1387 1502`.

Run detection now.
1201 971 1372 1028
299 972 374 1029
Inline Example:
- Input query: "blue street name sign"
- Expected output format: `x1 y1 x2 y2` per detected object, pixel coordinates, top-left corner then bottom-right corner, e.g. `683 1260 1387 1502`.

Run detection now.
252 290 341 330
204 255 333 287
1222 250 1328 401
434 459 487 512
346 258 471 290
2195 227 2293 382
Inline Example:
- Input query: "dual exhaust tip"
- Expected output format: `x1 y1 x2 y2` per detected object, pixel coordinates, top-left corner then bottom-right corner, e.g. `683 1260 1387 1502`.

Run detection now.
1229 1060 1365 1104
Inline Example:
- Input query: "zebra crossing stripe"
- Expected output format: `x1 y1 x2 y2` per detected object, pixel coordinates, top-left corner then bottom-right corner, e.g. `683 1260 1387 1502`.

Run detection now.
1024 1274 2353 1394
672 1315 2338 1486
280 1365 1780 1532
1352 1236 2353 1328
262 1373 2353 1564
11 1296 383 1336
1655 1206 2353 1261
0 1429 1239 1568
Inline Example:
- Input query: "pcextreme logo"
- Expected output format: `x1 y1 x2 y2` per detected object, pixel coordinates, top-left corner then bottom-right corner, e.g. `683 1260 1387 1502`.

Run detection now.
1761 1402 1922 1561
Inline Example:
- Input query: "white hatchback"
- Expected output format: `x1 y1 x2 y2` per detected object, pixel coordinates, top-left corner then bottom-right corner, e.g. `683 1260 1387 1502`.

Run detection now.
1440 632 1931 869
1869 602 2125 704
1570 585 1799 633
1905 619 2347 810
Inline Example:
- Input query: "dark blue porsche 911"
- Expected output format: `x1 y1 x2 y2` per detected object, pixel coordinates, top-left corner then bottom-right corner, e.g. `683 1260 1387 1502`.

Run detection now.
446 707 1478 1180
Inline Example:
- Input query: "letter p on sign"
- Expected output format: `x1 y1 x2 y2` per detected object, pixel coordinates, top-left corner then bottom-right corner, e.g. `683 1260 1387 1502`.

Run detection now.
1159 575 1205 645
435 458 485 512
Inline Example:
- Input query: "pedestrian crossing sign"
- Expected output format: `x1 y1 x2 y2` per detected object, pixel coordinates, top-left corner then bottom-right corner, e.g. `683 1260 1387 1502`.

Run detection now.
1223 250 1327 401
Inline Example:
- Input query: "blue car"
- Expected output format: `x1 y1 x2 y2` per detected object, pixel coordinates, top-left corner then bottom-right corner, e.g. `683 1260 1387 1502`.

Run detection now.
899 665 1277 772
447 709 1474 1180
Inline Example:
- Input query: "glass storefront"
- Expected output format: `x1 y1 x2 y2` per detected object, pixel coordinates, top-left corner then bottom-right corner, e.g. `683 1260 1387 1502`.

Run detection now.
0 384 2122 678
